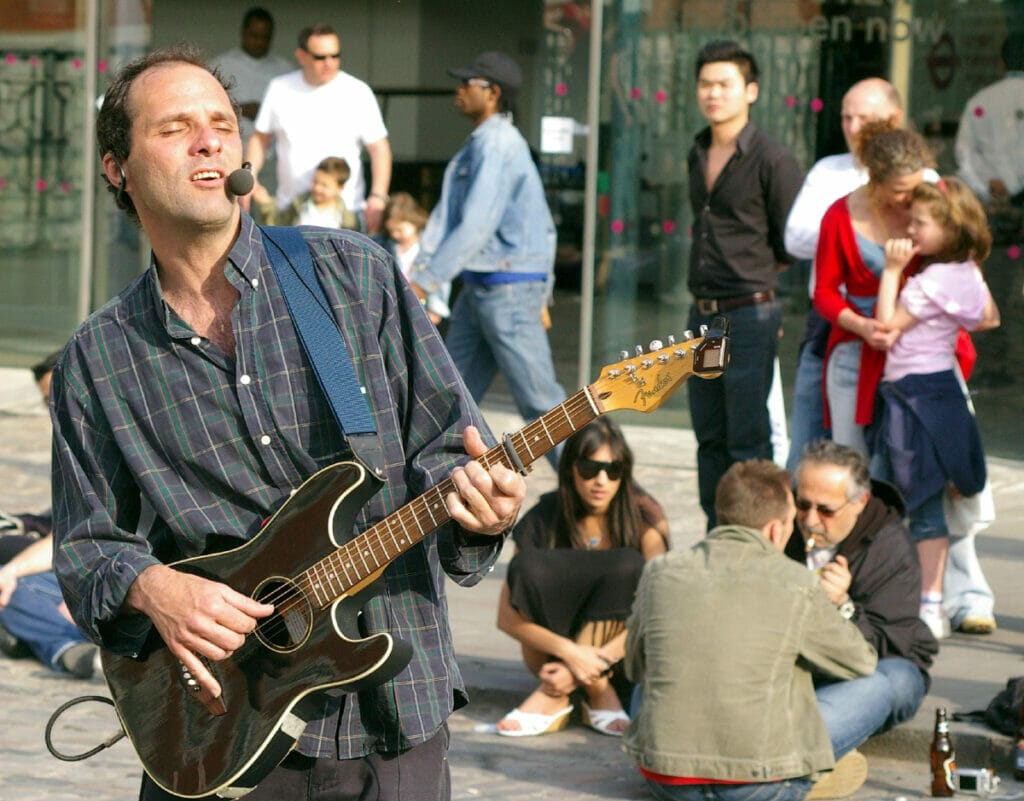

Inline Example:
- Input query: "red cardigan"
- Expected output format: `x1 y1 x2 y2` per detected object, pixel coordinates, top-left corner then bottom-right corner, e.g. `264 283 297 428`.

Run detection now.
811 197 975 428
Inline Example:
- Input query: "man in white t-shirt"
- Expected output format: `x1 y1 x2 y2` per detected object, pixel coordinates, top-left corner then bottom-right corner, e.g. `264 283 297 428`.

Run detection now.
246 22 392 232
210 7 291 150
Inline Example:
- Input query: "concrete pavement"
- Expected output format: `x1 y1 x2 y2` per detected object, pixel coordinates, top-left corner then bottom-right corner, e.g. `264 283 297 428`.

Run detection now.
1 368 1023 799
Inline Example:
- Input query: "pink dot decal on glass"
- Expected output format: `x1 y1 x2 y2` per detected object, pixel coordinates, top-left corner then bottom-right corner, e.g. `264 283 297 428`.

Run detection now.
611 219 625 234
36 179 47 192
654 89 667 104
29 56 40 68
555 82 568 97
785 94 797 109
98 59 108 73
662 219 676 234
1008 244 1021 260
0 178 7 190
810 98 824 113
72 57 82 70
630 87 642 100
973 106 984 118
687 227 693 238
5 54 15 66
60 180 72 193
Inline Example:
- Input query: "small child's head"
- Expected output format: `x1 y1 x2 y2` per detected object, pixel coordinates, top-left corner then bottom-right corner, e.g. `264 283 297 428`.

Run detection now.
383 192 428 246
310 157 350 206
909 176 991 265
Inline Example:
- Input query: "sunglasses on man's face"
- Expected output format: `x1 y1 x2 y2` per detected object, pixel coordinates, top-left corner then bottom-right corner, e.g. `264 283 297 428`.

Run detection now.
460 77 493 89
575 458 625 481
306 51 341 62
794 497 852 519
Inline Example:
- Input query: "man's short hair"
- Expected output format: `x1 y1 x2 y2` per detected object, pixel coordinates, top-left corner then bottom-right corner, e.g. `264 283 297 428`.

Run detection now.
715 459 791 530
31 351 60 383
1001 32 1024 72
242 7 273 29
798 439 871 500
96 44 238 222
298 23 337 51
694 39 759 84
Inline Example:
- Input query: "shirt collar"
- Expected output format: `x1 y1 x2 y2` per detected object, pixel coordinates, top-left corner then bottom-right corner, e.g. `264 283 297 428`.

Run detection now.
696 119 757 152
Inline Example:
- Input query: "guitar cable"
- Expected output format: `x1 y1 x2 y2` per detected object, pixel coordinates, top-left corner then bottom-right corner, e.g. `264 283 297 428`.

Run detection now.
44 694 126 762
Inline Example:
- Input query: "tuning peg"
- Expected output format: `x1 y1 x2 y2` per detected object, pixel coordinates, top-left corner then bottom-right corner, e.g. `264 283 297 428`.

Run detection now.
649 339 663 351
667 335 676 346
641 358 654 369
619 350 629 361
699 325 708 336
624 363 637 374
658 353 670 364
635 345 643 356
607 368 622 378
683 329 694 340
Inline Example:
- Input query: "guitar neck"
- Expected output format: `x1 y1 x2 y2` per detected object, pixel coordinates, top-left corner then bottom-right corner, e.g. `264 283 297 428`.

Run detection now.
303 386 601 608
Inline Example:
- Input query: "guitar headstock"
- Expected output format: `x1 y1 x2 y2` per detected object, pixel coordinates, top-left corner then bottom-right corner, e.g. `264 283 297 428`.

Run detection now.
589 318 730 414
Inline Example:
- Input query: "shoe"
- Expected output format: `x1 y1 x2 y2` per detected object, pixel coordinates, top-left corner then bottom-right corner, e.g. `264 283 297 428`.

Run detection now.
920 604 951 640
957 615 997 634
58 642 99 679
495 703 573 737
0 619 31 659
807 750 868 800
581 701 629 736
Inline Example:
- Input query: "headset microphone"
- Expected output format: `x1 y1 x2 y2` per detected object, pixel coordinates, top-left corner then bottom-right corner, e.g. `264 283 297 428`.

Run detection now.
226 162 254 196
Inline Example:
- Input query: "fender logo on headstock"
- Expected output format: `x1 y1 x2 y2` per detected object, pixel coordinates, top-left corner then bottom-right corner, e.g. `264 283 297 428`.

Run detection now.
632 371 674 409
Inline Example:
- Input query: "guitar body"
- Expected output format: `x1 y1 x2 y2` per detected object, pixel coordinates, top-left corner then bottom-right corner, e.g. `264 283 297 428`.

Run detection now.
102 461 413 799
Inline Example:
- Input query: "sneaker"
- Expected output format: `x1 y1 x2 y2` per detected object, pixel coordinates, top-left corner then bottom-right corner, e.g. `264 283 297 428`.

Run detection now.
807 750 868 800
58 642 99 679
957 615 997 635
920 604 951 640
0 619 30 659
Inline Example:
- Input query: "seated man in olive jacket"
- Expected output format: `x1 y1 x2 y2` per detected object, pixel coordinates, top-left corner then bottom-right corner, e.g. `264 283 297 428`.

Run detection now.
788 439 938 763
625 458 877 801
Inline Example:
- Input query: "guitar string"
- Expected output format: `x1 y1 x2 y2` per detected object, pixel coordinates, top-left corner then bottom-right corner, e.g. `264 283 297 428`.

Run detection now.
246 388 604 644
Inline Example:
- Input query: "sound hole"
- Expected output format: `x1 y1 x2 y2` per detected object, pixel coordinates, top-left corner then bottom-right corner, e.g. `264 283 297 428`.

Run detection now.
253 578 313 653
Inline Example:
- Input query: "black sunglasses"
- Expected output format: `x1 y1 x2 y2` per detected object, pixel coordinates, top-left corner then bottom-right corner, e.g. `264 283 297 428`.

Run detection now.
306 51 341 62
794 497 852 519
575 458 625 481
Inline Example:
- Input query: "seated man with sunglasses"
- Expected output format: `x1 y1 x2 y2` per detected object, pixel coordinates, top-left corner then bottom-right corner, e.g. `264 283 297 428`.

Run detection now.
786 439 938 782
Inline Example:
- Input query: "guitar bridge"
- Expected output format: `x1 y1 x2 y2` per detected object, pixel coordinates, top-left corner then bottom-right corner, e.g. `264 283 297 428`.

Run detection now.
178 658 227 716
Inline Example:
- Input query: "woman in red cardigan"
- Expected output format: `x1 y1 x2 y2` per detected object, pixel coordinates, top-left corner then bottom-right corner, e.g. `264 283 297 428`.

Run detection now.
812 122 936 455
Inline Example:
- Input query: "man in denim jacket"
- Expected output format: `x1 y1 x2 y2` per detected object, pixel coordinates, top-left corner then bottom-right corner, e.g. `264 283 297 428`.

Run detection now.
413 52 565 467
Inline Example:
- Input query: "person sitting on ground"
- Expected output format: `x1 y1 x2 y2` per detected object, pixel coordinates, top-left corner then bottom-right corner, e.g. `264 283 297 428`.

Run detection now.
625 458 877 801
380 192 450 325
255 155 359 230
787 439 937 771
0 352 99 678
495 418 668 737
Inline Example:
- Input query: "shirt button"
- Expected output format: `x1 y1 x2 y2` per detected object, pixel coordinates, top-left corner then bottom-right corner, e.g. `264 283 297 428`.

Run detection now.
260 434 271 446
190 336 201 346
251 278 259 289
240 374 252 385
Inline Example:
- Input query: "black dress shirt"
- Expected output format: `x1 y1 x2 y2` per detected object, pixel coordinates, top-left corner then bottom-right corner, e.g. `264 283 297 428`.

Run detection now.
687 121 803 298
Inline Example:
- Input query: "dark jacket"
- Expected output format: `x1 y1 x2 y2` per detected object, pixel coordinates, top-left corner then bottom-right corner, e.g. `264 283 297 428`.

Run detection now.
785 480 938 688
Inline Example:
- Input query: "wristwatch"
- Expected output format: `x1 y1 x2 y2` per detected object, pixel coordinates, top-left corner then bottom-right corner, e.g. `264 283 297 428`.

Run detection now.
838 599 856 620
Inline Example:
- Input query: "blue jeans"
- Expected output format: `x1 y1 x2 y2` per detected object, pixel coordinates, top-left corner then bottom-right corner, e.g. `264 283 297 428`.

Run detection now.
644 779 813 801
785 345 828 473
814 657 926 760
0 570 88 671
445 279 566 469
688 299 782 527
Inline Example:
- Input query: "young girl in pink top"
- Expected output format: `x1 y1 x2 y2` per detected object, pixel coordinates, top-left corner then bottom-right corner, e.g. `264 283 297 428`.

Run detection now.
876 177 1000 638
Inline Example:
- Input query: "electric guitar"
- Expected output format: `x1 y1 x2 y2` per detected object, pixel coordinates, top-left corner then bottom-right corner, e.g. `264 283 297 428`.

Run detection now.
102 322 729 799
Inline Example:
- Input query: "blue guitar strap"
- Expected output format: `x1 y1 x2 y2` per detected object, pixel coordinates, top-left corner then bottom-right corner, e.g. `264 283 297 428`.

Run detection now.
260 225 384 474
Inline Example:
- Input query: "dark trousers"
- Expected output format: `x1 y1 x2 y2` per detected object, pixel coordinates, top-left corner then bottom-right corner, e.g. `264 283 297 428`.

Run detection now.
687 299 782 528
139 724 450 801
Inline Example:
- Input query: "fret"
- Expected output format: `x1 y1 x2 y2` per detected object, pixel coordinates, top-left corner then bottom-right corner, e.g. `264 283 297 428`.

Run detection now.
422 490 442 528
383 515 407 552
333 548 356 588
408 503 427 538
305 567 326 607
537 413 553 448
559 400 576 431
582 386 600 417
312 560 332 601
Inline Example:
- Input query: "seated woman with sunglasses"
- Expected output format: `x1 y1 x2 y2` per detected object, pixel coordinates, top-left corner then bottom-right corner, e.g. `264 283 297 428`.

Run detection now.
495 418 669 737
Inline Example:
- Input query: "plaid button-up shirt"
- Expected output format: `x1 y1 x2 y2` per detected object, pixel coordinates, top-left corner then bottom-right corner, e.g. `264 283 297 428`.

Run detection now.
51 213 505 758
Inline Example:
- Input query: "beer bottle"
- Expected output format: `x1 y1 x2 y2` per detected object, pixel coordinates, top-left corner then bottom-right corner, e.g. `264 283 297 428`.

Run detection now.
1014 694 1024 781
931 707 956 796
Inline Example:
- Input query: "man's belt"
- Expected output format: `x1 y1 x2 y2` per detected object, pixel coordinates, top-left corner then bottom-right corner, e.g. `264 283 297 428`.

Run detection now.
694 289 776 316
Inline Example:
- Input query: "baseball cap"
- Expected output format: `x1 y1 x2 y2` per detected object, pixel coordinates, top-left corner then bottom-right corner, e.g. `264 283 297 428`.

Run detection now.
447 51 522 92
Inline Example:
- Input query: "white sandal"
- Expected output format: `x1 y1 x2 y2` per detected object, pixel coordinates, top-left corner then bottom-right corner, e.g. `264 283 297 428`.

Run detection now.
581 701 629 736
495 703 573 737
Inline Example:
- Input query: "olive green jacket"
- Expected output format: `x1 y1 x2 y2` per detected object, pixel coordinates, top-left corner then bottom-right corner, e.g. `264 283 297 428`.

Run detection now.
624 525 877 782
